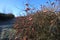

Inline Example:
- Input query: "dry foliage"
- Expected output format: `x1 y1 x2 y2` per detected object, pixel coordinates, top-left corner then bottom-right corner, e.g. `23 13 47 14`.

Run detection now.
10 11 60 40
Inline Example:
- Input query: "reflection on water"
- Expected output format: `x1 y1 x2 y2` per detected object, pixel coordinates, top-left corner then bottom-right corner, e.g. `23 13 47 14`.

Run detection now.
0 18 16 40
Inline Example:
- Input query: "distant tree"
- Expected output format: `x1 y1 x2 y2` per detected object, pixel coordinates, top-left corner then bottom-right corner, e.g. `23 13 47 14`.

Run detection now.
0 13 15 21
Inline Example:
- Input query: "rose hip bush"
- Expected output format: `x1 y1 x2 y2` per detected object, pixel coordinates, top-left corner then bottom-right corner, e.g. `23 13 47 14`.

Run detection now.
12 11 60 40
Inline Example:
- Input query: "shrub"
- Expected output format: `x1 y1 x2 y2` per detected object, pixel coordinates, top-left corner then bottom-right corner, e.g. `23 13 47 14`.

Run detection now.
13 11 60 40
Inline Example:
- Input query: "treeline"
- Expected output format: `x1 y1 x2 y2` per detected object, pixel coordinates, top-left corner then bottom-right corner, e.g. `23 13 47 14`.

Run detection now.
0 13 15 21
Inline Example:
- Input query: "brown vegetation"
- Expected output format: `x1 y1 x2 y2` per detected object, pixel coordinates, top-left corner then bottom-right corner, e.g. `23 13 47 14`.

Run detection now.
12 11 60 40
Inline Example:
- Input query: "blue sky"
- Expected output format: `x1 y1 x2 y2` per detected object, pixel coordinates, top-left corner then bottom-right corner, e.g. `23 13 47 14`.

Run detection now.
0 0 55 17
